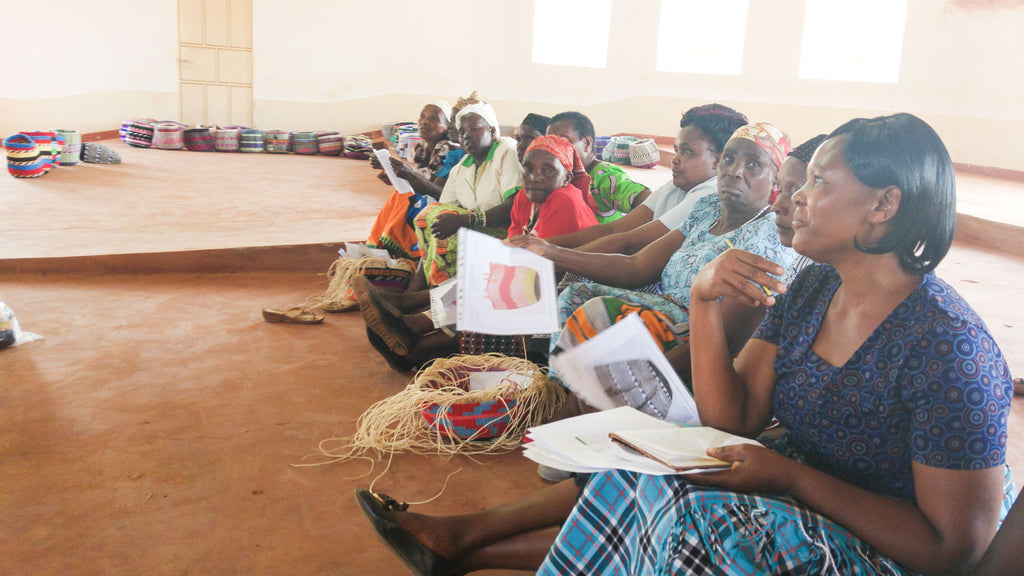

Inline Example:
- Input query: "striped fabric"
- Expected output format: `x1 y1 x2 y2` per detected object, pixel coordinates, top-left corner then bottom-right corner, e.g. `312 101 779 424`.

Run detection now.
55 129 81 165
317 131 343 156
239 129 264 153
4 134 46 178
120 120 155 148
214 128 241 152
263 130 291 153
153 123 184 150
183 128 214 151
292 131 319 155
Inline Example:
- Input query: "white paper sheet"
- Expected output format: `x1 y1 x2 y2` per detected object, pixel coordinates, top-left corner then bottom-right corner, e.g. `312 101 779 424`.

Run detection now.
373 148 415 195
549 313 700 425
455 228 559 335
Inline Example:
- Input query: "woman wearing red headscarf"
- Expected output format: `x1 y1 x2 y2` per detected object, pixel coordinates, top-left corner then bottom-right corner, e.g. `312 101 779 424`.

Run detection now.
507 135 598 238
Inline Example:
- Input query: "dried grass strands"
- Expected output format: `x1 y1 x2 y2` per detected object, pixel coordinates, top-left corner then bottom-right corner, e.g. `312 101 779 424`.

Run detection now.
304 354 565 465
304 255 415 310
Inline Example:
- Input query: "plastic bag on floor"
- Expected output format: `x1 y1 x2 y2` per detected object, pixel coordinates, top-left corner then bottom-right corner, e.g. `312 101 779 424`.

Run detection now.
0 300 42 348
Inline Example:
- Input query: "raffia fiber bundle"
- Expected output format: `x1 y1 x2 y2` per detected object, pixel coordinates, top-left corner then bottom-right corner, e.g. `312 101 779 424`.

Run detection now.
311 354 565 463
305 255 416 311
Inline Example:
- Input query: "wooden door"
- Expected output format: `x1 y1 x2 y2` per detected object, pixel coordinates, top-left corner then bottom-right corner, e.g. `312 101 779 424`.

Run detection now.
178 0 253 126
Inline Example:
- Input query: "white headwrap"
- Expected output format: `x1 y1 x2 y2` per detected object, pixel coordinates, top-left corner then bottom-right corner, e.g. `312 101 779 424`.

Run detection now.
456 103 501 138
428 100 453 123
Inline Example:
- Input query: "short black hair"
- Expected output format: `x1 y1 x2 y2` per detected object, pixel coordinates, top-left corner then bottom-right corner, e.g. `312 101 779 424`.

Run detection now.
679 104 748 153
548 111 595 142
828 113 955 275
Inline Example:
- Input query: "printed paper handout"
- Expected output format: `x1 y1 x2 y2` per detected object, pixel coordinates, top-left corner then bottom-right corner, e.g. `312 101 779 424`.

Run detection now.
522 406 762 475
373 148 415 195
455 228 558 335
429 277 458 332
549 313 699 425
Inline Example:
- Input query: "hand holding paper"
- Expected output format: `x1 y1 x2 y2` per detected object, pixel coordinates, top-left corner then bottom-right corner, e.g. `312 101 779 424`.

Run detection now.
373 148 414 195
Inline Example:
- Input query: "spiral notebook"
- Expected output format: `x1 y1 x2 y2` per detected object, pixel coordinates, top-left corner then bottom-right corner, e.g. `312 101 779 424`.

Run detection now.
455 228 559 335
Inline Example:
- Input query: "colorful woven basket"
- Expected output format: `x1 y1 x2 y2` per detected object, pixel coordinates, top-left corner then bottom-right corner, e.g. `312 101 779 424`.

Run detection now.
183 128 214 151
19 131 57 172
610 136 639 165
344 135 374 160
214 128 241 151
593 135 612 159
317 131 343 156
55 129 81 165
4 134 46 178
629 137 660 168
263 130 291 153
239 129 264 153
292 131 319 155
419 367 527 440
120 120 155 148
404 135 423 161
153 123 184 150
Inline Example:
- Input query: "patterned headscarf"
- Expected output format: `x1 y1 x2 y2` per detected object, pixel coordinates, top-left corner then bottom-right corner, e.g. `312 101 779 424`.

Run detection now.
428 100 453 123
729 122 792 169
457 103 502 138
788 133 829 164
525 134 592 194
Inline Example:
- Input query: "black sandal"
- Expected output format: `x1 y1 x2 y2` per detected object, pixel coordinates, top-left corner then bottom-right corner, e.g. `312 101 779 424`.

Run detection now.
354 488 455 576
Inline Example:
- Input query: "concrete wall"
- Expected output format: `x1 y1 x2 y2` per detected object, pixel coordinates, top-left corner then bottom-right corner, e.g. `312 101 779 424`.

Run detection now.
1 0 1021 170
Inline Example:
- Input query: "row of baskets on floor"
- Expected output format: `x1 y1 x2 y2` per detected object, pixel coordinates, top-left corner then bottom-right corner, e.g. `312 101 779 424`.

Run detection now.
119 119 374 159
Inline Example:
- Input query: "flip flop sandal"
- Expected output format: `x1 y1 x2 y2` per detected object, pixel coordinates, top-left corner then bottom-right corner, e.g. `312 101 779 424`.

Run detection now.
262 306 325 324
321 299 359 313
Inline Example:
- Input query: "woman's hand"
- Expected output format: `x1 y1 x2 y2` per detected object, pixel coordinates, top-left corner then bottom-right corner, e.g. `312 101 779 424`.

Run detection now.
688 444 797 495
376 170 392 185
690 249 787 307
431 212 470 239
389 157 415 180
369 154 383 170
504 234 552 257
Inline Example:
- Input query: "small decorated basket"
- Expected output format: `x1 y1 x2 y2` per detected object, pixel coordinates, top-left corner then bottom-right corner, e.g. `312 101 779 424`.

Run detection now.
593 135 612 159
263 129 291 153
55 129 81 165
343 135 374 160
120 120 155 148
153 123 185 150
183 128 214 151
19 131 57 172
610 135 638 165
4 134 46 178
239 129 265 153
292 131 319 155
629 138 660 168
214 128 241 152
317 131 343 156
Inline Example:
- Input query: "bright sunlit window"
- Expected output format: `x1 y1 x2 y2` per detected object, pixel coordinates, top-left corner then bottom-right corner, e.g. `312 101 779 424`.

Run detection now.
532 0 611 68
656 0 749 75
799 0 908 83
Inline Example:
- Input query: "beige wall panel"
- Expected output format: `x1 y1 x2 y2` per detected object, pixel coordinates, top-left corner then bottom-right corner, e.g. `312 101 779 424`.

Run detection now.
230 0 253 48
204 0 230 46
180 46 217 82
218 50 252 85
206 84 231 125
230 86 253 127
178 0 203 44
180 83 206 125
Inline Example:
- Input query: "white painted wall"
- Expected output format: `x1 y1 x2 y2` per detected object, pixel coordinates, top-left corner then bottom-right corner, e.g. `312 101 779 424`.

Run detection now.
1 0 1021 170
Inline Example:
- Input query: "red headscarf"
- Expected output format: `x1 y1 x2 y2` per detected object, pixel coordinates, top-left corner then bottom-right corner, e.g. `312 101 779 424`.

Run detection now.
524 135 592 195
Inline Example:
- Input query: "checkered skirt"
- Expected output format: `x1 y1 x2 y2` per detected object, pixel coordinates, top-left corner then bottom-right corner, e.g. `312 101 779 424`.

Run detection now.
539 469 917 576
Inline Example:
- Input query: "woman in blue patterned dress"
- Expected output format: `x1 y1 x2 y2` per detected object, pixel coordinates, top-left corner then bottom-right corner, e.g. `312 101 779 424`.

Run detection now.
539 113 1015 575
353 114 1015 576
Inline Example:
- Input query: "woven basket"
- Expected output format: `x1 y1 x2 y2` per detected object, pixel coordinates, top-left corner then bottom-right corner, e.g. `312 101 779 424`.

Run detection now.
263 129 291 153
153 123 184 150
183 128 214 151
19 131 57 172
629 138 660 168
317 131 343 156
419 363 539 440
214 128 241 152
239 129 264 153
55 129 81 165
4 134 45 178
593 135 612 160
610 136 638 164
292 131 319 155
120 120 155 148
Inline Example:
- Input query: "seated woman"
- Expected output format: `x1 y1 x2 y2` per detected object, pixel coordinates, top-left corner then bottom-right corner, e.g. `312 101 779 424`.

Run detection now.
412 102 524 289
514 113 550 162
365 100 460 260
545 111 652 224
550 103 748 253
357 135 598 366
354 114 1016 576
508 122 794 371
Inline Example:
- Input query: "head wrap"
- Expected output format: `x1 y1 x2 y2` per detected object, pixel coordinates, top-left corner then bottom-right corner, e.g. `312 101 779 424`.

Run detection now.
428 100 453 123
456 103 501 138
455 90 484 111
520 113 550 135
729 122 791 169
788 133 829 165
524 135 592 196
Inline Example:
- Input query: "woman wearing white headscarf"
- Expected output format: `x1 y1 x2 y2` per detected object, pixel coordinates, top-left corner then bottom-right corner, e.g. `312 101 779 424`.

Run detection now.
411 102 524 287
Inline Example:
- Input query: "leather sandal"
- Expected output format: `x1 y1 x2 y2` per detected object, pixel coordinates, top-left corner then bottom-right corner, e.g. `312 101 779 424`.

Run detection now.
354 488 456 576
261 306 325 324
